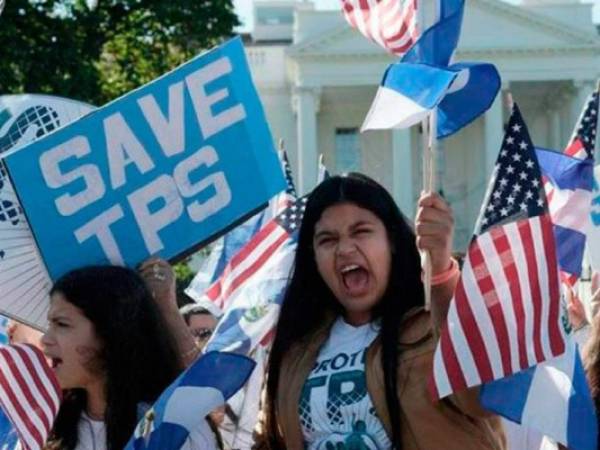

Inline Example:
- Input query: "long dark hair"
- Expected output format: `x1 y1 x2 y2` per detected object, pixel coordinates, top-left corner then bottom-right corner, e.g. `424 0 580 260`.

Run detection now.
584 311 600 448
44 266 181 450
265 173 424 449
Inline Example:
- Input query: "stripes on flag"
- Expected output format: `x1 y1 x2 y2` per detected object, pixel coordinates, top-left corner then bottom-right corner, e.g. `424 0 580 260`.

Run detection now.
431 103 566 400
0 344 61 450
481 339 598 450
126 352 255 450
537 87 598 304
564 90 598 161
341 0 419 56
202 197 308 355
432 216 564 398
203 219 291 313
185 149 297 310
200 149 299 312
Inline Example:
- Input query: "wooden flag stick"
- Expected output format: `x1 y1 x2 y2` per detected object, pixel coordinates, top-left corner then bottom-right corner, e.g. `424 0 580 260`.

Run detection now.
420 0 441 312
422 110 439 311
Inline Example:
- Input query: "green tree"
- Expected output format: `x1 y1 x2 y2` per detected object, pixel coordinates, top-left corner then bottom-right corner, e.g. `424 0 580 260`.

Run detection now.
173 258 195 306
0 0 239 105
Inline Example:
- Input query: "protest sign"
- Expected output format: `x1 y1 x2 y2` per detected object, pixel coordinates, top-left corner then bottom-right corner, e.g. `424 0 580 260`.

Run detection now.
4 37 285 282
0 94 94 154
0 95 93 329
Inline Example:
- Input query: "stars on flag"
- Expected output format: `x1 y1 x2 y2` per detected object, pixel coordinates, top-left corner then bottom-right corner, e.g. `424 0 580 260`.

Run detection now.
480 109 546 229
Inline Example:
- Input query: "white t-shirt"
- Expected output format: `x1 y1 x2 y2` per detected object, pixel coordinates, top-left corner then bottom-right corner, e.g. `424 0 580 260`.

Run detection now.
299 318 391 450
502 419 558 450
75 414 106 450
71 413 217 450
219 345 267 449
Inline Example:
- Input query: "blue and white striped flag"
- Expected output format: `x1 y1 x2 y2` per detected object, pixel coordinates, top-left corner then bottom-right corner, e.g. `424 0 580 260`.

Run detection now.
481 338 597 450
537 148 594 282
125 352 254 450
362 0 501 138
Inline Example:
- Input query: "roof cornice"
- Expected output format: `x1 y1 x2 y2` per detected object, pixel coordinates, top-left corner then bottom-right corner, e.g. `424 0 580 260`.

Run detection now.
475 0 599 45
287 0 600 59
289 45 600 62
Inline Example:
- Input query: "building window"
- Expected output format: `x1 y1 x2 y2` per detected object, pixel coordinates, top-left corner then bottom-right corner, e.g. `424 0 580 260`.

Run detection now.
256 7 294 26
335 128 361 173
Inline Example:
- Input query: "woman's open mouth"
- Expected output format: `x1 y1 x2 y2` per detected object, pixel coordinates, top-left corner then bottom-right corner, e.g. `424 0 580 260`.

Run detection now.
340 264 370 295
50 357 62 369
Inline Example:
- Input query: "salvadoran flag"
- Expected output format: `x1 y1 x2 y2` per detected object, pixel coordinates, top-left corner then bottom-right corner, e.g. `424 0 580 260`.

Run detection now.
125 352 254 450
204 237 296 355
480 338 598 450
184 211 271 316
536 147 594 279
362 0 501 138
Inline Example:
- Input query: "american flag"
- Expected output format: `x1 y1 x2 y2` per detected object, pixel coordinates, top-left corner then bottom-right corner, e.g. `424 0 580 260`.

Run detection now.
185 149 297 309
202 196 308 354
341 0 419 57
273 149 297 214
0 344 61 450
430 103 566 399
564 90 598 161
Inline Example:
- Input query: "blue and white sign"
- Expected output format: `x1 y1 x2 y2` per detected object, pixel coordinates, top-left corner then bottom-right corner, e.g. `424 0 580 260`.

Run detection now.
4 37 285 280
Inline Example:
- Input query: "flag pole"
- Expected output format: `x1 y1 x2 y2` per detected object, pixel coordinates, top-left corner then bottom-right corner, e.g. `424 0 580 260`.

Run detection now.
421 0 440 311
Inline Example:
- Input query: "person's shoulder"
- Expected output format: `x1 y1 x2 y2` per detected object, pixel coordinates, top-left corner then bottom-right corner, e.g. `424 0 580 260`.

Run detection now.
398 307 433 347
182 420 219 450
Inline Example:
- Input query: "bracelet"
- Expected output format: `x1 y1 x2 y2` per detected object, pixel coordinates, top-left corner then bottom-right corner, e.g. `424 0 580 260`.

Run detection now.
429 258 460 286
573 322 589 333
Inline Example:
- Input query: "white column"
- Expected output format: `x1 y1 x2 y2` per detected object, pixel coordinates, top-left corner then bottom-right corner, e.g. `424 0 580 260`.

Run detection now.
293 87 320 195
484 88 505 177
560 91 574 147
550 109 561 150
391 128 414 218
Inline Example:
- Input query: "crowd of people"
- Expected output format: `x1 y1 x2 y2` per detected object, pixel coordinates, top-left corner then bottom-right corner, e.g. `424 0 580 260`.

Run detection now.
4 173 600 450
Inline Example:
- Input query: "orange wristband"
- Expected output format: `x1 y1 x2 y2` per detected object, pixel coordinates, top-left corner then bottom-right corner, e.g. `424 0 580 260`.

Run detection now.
430 258 460 286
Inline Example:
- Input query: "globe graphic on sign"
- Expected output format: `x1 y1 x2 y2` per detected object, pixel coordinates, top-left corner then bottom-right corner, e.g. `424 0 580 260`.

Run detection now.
0 95 94 330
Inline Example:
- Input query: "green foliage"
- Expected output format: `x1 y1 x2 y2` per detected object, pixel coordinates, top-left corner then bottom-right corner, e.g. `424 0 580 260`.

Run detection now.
0 0 239 105
173 258 195 306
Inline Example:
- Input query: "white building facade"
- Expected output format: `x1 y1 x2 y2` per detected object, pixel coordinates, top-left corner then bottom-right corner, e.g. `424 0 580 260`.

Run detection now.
245 0 600 250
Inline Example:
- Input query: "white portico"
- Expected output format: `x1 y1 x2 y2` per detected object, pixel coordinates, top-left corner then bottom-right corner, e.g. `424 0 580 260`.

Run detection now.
245 0 600 250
